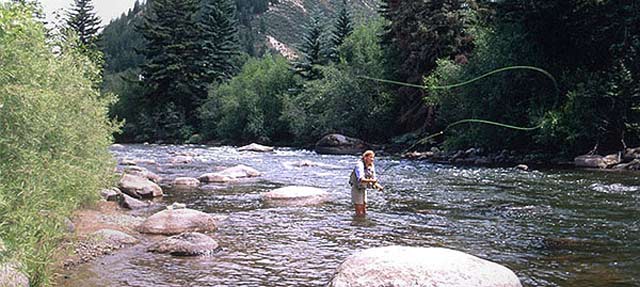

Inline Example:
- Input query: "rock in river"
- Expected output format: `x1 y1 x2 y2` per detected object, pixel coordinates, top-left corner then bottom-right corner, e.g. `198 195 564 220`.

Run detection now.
262 186 328 206
148 232 219 256
237 143 274 152
328 246 522 287
138 208 218 235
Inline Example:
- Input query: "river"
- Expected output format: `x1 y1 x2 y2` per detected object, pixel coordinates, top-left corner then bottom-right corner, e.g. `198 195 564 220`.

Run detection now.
61 144 640 286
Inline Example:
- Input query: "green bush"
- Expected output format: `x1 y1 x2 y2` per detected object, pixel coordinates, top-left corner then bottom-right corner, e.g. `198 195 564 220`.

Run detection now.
425 22 554 152
198 54 301 143
0 3 119 285
281 19 395 143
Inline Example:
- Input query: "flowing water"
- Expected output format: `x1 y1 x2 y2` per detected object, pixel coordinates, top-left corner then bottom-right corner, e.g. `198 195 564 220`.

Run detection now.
60 144 640 286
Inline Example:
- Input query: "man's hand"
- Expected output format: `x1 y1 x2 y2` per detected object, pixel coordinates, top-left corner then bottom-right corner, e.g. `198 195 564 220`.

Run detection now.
374 182 384 191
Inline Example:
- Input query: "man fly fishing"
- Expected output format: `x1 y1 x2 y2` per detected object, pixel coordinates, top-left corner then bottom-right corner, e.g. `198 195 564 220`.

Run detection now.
349 150 384 217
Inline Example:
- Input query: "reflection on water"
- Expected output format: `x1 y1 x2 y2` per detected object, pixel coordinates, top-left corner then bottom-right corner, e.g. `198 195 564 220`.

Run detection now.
59 144 640 287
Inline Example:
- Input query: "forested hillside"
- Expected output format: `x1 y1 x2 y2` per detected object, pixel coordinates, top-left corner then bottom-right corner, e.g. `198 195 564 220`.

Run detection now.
99 0 640 159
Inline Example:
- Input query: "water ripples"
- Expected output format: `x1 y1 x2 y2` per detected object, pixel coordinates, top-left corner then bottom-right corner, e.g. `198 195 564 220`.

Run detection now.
62 144 640 287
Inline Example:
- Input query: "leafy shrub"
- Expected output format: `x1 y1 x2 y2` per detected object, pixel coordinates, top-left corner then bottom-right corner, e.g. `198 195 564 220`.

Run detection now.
0 3 119 285
425 22 554 152
282 19 396 143
198 54 301 143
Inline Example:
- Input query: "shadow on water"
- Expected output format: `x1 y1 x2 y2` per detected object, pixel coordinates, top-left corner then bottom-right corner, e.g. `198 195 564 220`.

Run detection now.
58 144 640 287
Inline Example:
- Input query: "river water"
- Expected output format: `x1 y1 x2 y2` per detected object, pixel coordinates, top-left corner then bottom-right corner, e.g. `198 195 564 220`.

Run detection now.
62 144 640 286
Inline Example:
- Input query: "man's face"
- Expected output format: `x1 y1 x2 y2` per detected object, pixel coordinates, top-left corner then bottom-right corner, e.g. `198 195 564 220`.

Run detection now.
364 154 374 165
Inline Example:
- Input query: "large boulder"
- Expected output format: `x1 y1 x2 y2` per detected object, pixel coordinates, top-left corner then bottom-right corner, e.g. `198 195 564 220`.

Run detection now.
118 174 163 198
574 155 607 168
198 165 261 183
262 186 329 206
147 232 219 256
237 143 274 152
328 246 522 287
315 134 370 155
138 208 218 235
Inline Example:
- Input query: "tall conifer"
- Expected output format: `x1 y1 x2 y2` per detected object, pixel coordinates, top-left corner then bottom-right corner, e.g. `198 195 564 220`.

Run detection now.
137 0 202 126
328 0 353 62
66 0 101 46
293 10 326 80
199 0 239 84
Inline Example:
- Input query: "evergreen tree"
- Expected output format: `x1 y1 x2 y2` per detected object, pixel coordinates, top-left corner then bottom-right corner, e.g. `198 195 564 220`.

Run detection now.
293 10 327 80
66 0 101 46
379 0 474 133
137 0 203 132
328 0 353 62
199 0 240 83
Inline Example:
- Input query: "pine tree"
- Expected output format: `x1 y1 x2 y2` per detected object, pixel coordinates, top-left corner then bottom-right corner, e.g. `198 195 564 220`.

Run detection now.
199 0 240 84
293 10 327 80
328 0 353 62
66 0 101 46
137 0 203 128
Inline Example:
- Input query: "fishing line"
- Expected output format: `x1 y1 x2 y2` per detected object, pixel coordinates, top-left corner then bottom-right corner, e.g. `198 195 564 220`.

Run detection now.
358 65 560 152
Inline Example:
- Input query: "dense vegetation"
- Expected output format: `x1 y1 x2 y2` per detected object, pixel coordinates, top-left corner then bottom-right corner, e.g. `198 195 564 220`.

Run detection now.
426 0 640 156
0 2 119 285
99 0 640 157
2 0 640 285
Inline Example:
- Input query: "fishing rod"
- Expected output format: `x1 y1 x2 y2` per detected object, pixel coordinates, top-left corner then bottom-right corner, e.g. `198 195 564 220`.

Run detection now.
358 65 561 153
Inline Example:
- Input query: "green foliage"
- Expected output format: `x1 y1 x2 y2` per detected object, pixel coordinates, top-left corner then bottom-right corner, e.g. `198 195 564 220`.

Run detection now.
65 0 101 47
328 0 353 62
100 4 145 74
199 0 240 83
379 0 476 133
137 0 203 126
426 1 640 155
283 19 395 142
101 69 148 142
425 22 552 151
136 102 194 143
199 54 302 143
0 3 119 285
380 0 474 81
292 10 328 80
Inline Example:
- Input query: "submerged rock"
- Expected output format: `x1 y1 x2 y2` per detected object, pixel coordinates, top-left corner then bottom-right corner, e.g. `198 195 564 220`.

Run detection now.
283 160 340 169
198 165 261 183
262 186 328 206
237 143 274 152
169 155 194 164
148 232 219 256
138 208 218 235
173 177 200 189
329 246 522 287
